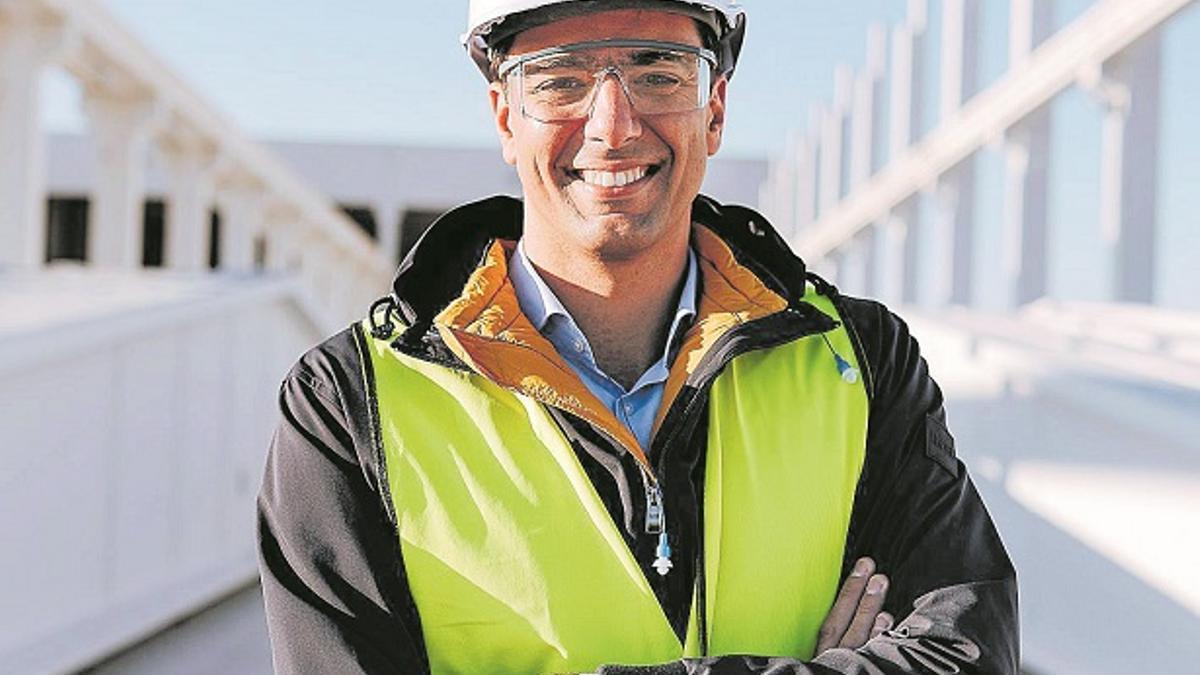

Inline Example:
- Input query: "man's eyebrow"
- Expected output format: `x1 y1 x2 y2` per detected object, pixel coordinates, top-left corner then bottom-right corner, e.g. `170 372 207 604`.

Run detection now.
525 53 592 71
628 49 688 65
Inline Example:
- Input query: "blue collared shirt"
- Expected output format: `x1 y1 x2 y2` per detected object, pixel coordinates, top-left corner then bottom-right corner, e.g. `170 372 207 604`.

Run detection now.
509 240 698 451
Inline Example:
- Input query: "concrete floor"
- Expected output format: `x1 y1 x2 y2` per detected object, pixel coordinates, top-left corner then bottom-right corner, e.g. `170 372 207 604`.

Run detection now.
80 584 273 675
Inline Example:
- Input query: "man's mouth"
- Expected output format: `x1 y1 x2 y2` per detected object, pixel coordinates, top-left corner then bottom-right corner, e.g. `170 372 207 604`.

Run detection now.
568 164 661 188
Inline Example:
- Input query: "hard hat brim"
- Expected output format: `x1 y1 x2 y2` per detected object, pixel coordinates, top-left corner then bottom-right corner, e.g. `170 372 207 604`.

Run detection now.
464 0 745 82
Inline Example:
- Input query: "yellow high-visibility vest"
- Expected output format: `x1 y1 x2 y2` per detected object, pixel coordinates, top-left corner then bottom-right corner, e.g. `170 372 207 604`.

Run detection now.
360 269 868 674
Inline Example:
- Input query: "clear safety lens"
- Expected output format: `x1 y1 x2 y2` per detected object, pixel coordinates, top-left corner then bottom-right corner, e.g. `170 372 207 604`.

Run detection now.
500 41 716 122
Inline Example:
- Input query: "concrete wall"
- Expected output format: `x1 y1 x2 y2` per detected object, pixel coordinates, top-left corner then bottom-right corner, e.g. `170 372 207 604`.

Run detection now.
0 275 321 674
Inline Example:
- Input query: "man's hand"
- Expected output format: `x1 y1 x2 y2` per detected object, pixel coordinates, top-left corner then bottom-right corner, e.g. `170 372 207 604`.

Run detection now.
815 557 894 654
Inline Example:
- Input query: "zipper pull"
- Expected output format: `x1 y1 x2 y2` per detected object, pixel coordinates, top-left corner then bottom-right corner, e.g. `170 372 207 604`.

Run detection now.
653 531 674 576
644 479 663 534
643 477 672 575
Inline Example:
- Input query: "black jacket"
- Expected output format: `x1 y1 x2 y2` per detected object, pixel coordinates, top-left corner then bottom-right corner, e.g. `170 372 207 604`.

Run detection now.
258 195 1019 674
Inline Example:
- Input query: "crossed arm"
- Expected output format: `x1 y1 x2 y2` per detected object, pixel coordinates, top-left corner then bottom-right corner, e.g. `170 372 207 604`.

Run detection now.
589 299 1020 674
259 301 1019 674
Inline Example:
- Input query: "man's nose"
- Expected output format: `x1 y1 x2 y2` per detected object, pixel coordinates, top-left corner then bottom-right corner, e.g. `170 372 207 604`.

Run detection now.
583 71 642 148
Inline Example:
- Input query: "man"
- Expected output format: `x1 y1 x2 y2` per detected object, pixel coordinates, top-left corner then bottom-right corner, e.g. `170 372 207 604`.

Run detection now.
258 1 1018 673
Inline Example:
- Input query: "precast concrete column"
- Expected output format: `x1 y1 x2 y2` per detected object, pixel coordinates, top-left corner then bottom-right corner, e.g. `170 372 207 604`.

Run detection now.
770 132 799 238
265 228 295 272
874 214 910 306
1000 0 1054 308
859 226 880 299
928 0 981 307
159 125 217 272
884 1 926 307
836 236 870 297
850 24 887 188
375 200 403 267
1001 127 1050 307
1094 32 1163 304
795 106 822 230
0 5 70 269
299 230 336 312
924 180 959 307
263 204 302 272
818 67 853 217
330 245 371 322
899 198 923 305
215 177 266 273
848 25 888 297
889 0 927 162
794 132 818 235
83 90 158 268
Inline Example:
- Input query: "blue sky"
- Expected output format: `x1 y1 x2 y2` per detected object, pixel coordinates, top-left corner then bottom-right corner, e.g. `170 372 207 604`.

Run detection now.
43 1 908 157
41 1 1200 308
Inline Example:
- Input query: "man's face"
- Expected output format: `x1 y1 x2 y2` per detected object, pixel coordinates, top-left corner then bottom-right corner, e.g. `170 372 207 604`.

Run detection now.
489 10 728 262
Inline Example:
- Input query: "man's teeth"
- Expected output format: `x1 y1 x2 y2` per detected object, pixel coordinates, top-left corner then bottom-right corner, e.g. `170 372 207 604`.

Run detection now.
578 166 649 187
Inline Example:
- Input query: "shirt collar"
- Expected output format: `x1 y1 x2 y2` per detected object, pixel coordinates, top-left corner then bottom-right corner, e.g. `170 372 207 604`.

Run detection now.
510 238 698 357
510 239 571 332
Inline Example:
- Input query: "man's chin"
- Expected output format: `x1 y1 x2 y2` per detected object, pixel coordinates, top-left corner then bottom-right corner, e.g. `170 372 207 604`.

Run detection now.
566 212 675 261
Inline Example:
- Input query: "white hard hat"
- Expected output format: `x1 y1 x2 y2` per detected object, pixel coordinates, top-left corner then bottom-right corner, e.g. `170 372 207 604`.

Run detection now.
463 0 746 81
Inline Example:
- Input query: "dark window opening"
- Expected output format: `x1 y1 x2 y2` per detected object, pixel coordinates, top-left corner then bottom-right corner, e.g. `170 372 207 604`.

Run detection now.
399 209 444 261
143 200 165 267
209 209 222 269
253 236 267 270
45 197 89 263
340 205 378 239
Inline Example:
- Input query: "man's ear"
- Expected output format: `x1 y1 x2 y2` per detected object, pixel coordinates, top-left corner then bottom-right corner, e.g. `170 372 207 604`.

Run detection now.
706 76 728 157
489 82 518 166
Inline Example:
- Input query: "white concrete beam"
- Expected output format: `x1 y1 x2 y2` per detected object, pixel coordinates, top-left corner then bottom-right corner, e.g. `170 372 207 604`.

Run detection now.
83 89 159 268
0 5 71 269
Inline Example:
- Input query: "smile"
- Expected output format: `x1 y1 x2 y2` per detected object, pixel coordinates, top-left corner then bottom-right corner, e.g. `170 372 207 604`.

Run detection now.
569 165 660 188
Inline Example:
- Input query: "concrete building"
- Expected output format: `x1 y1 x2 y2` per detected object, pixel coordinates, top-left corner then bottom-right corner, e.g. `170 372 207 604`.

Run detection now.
42 133 767 271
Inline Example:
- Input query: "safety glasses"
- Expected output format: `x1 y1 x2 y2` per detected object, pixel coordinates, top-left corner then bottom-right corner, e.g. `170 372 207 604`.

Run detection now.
497 39 717 123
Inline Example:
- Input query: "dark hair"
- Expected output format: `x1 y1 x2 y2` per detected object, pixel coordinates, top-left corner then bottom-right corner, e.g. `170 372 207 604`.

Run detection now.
487 35 517 82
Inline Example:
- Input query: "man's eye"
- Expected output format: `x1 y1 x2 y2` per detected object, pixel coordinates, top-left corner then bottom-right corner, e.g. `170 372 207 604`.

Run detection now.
530 76 588 94
634 72 683 89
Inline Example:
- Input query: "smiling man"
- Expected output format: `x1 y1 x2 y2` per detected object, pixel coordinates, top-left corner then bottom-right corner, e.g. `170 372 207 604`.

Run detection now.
257 2 1018 674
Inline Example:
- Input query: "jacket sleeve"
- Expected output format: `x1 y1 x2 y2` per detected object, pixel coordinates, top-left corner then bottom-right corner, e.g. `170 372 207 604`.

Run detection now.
256 331 429 673
598 298 1019 675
